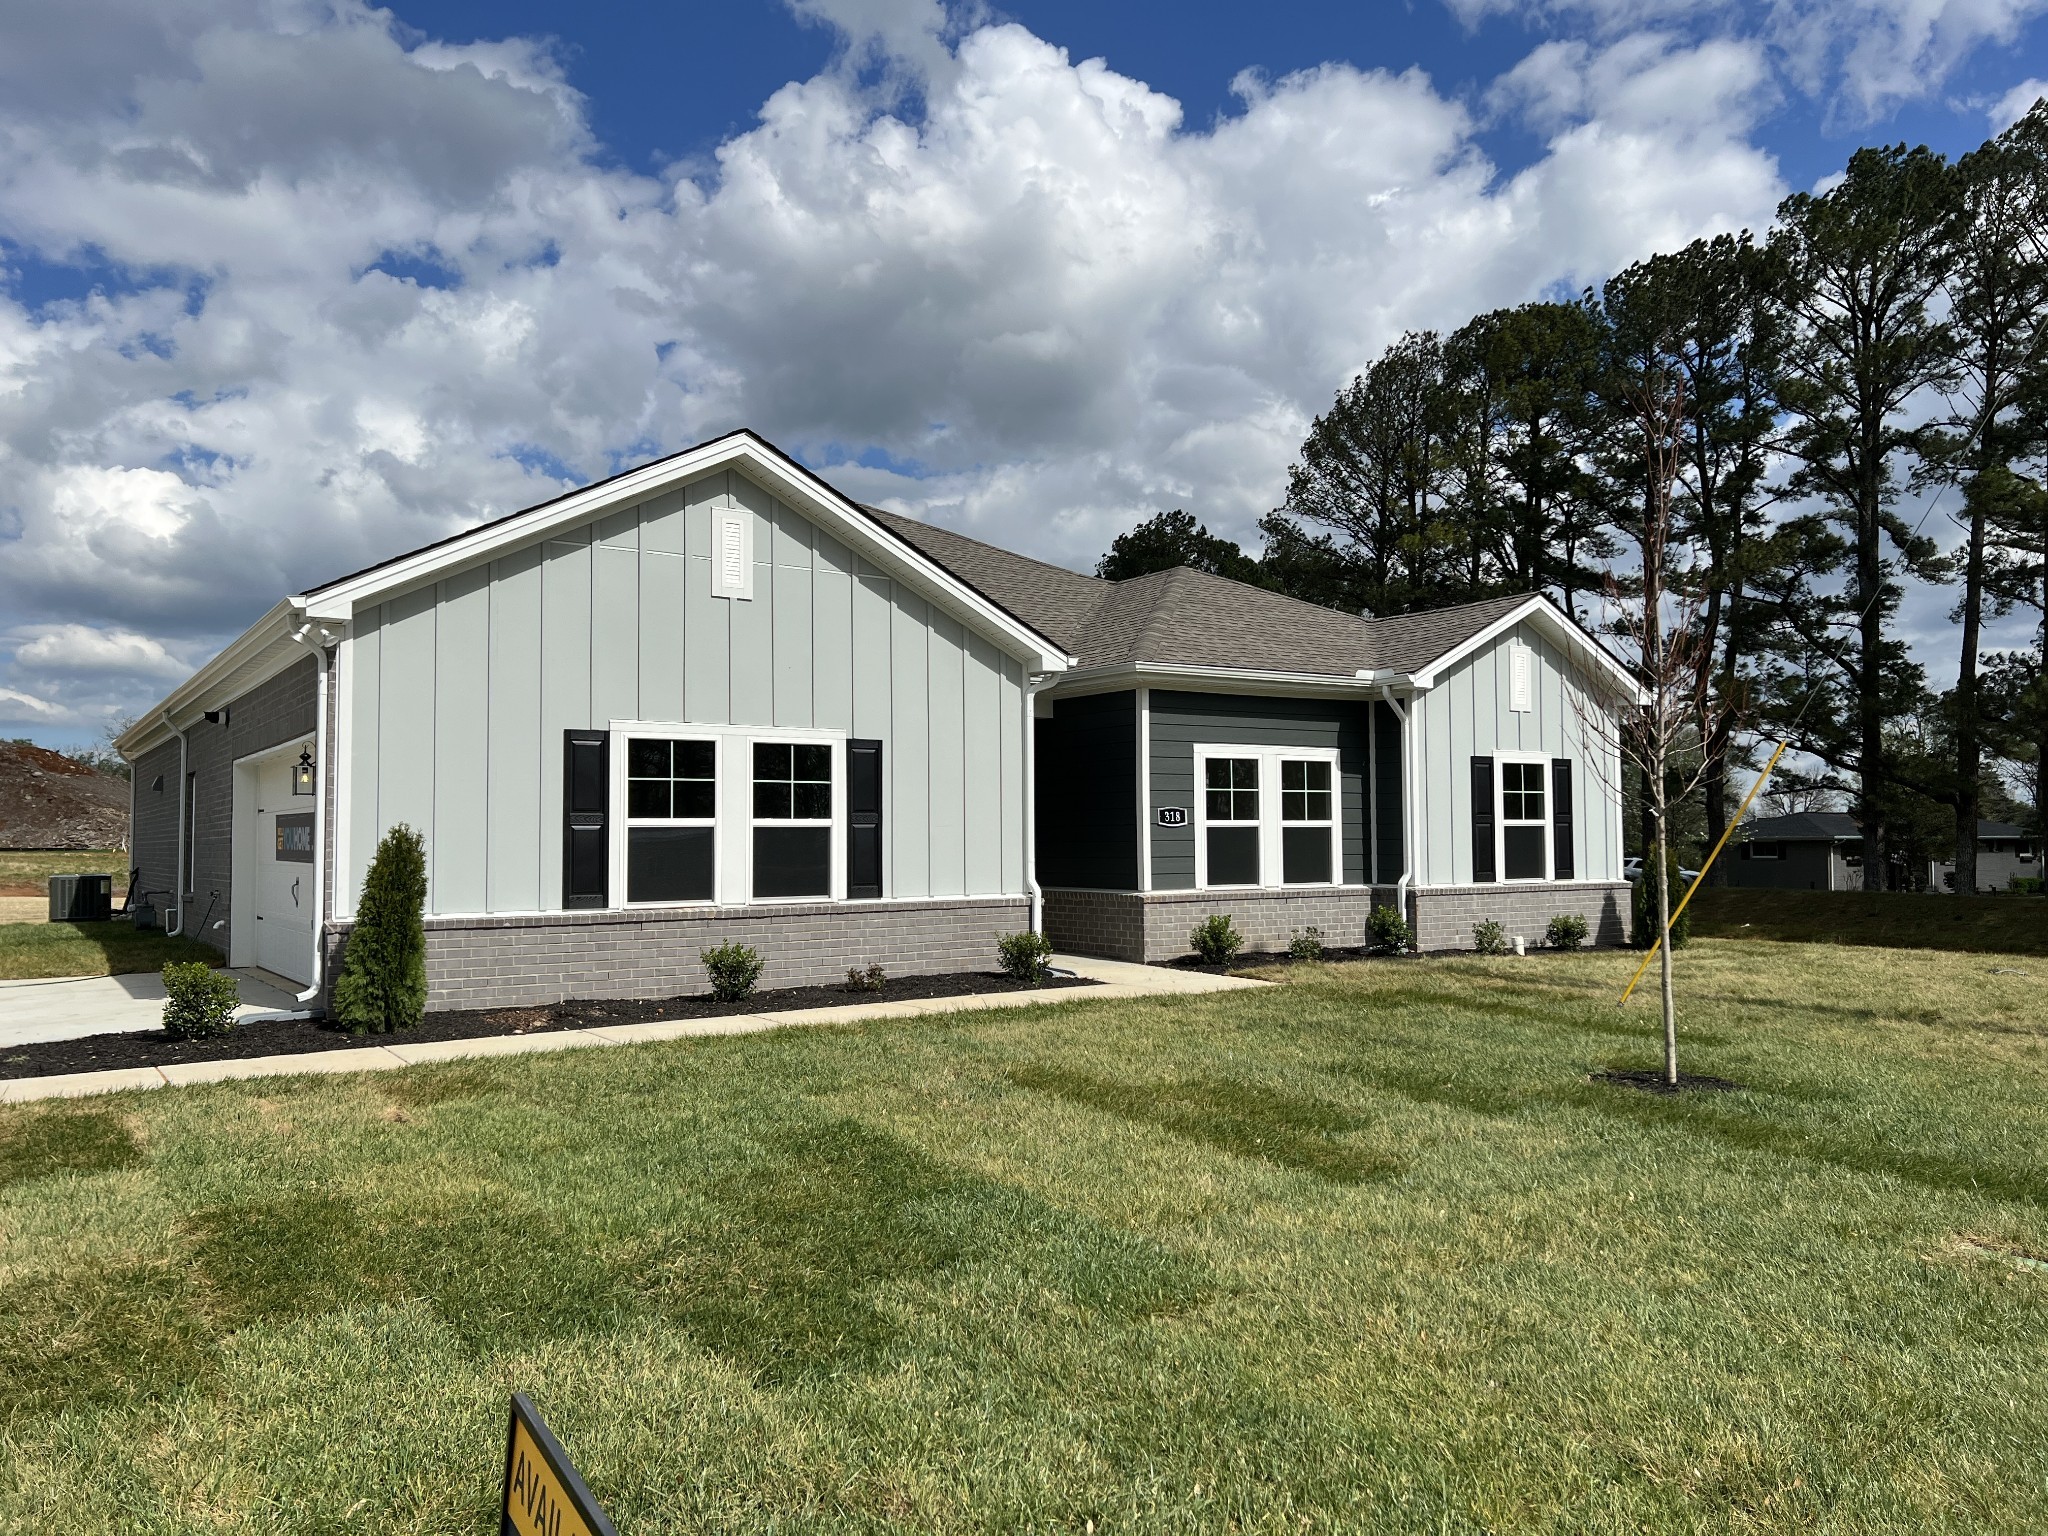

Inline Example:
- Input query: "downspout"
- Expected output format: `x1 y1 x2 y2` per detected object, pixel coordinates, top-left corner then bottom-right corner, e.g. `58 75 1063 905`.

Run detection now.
1378 684 1414 913
289 623 332 1005
1023 671 1052 934
162 710 189 935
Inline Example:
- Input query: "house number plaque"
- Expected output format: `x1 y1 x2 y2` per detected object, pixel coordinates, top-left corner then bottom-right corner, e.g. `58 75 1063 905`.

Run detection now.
1155 806 1188 827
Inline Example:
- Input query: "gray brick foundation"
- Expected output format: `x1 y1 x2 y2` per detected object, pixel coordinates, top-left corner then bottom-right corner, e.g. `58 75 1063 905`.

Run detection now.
1044 880 1630 962
321 894 1029 1013
1044 885 1400 963
1407 882 1630 952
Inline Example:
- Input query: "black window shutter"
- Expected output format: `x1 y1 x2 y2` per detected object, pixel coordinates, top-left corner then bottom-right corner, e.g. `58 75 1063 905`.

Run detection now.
1551 758 1575 880
847 738 883 899
1470 757 1496 884
563 730 609 909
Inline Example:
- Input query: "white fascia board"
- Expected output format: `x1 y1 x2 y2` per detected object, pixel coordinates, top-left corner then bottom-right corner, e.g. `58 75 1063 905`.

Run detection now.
1409 595 1646 702
1051 663 1395 701
115 600 300 759
297 433 1070 674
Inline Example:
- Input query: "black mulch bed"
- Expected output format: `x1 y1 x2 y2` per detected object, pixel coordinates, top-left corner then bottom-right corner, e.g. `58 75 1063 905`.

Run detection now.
1163 946 1385 975
1591 1069 1745 1095
0 970 1096 1082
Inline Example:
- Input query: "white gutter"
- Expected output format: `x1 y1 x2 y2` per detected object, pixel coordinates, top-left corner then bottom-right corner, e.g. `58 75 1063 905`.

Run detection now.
288 621 334 1005
162 710 189 935
1378 684 1415 912
1023 672 1052 933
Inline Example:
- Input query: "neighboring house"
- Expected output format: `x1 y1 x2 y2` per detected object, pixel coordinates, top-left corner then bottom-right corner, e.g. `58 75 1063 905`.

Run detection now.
118 430 1638 1011
1928 822 2041 892
1726 812 1867 890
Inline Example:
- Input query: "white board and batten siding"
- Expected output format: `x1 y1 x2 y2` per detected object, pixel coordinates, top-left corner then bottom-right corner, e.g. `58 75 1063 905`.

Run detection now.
1413 621 1623 887
341 469 1028 918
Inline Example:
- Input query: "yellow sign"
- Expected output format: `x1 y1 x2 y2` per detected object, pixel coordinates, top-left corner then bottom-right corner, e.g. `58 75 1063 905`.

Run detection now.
502 1394 616 1536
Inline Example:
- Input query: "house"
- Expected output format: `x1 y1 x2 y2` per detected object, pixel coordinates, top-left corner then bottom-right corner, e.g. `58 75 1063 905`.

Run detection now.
1726 812 1867 890
117 430 1638 1012
1928 822 2041 892
1729 811 2042 893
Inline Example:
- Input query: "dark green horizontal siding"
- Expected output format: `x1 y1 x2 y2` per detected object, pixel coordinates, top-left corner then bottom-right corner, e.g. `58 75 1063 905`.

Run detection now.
1036 691 1139 890
1147 691 1369 890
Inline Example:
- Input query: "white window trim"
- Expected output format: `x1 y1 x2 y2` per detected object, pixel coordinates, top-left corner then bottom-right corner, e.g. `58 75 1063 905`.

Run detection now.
1494 750 1552 883
747 733 846 905
608 721 845 908
1192 744 1343 892
615 731 722 908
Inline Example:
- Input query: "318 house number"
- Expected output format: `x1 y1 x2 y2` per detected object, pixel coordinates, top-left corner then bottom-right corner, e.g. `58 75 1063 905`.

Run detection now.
1155 806 1189 827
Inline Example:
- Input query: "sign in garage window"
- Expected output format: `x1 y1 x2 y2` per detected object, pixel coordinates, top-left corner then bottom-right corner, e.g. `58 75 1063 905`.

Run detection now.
625 737 716 903
753 742 834 898
275 812 315 863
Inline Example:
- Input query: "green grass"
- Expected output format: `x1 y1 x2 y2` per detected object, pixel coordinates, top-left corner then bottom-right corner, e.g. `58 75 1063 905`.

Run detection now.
0 920 220 980
1689 885 2048 955
2 940 2046 1532
0 849 128 891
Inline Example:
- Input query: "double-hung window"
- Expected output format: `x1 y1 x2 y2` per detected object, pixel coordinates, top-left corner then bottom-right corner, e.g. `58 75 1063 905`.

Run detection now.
1498 757 1548 881
1195 746 1343 889
753 741 834 899
625 737 717 902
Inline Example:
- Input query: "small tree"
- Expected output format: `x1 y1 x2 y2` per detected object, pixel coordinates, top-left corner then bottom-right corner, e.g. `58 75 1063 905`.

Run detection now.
331 824 428 1033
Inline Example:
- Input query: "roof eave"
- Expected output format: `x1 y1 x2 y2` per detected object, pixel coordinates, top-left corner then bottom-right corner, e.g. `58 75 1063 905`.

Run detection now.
114 599 302 759
299 432 1070 675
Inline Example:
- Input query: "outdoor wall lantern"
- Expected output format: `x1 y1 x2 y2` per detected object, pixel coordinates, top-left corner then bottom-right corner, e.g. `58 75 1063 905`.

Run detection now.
292 748 316 796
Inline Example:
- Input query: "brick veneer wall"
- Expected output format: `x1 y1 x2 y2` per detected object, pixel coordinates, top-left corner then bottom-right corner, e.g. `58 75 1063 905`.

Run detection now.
126 656 319 958
1045 885 1397 962
1406 882 1630 952
322 894 1030 1012
1045 880 1630 961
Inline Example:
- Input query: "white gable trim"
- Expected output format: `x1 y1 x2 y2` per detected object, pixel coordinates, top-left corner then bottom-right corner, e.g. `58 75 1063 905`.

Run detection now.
298 431 1070 674
1408 595 1645 702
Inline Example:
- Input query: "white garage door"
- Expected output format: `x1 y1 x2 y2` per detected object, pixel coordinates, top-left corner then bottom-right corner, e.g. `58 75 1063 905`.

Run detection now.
251 747 314 985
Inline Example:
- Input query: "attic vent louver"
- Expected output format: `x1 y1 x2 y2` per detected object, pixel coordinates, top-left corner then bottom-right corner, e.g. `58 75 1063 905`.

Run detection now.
713 512 754 601
1510 642 1532 713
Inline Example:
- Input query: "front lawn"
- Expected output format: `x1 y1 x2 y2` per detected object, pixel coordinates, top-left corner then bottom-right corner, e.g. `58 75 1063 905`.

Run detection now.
3 941 2044 1532
0 920 220 981
1688 885 2048 955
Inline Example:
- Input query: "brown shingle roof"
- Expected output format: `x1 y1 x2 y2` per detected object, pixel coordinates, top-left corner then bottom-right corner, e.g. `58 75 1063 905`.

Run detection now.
864 508 1543 679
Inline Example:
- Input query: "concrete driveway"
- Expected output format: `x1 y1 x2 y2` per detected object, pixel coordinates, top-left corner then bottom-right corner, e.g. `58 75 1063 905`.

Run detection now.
0 969 305 1049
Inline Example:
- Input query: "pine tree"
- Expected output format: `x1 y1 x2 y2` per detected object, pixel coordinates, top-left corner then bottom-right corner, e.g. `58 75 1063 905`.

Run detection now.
332 823 428 1033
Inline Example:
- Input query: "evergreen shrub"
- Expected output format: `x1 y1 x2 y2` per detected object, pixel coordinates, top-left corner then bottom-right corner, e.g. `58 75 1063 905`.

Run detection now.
1546 912 1590 951
331 823 428 1033
702 942 764 1002
996 930 1053 983
161 961 239 1039
1472 919 1510 955
1631 854 1692 949
1189 914 1244 965
1367 904 1411 955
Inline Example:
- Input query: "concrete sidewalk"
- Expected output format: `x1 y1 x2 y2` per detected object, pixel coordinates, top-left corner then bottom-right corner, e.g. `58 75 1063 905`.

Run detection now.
0 956 1264 1104
0 968 306 1050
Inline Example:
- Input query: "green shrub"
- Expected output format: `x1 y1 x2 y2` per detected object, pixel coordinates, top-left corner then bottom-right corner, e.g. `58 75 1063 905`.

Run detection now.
845 963 886 994
161 961 239 1039
702 942 765 1002
1472 919 1510 955
997 930 1053 983
1367 904 1411 955
1546 912 1590 951
1288 925 1325 961
1631 853 1692 949
1189 914 1244 965
331 824 428 1034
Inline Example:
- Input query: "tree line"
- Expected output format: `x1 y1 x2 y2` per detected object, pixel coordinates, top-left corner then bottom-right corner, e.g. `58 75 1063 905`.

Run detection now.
1098 106 2048 894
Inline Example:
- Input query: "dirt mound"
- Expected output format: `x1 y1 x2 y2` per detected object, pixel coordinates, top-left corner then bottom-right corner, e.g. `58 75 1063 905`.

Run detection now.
0 742 129 850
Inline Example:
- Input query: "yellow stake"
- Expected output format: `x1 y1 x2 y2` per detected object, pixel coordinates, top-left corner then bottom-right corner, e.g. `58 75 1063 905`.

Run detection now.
1620 738 1789 1007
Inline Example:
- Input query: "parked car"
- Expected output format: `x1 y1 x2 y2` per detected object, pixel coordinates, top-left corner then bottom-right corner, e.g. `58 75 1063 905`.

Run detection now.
1623 855 1700 885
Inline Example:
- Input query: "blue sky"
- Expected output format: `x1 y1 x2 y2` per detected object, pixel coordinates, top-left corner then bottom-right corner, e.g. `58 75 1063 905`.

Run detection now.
1 0 2044 748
